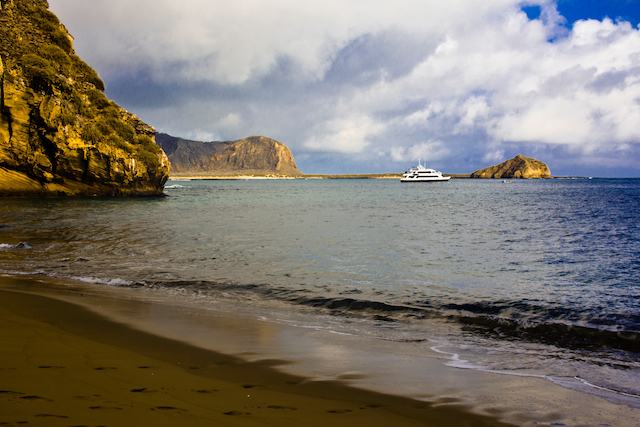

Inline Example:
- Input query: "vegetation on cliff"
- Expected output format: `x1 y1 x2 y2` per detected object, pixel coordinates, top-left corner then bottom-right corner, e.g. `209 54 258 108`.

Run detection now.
156 133 303 177
0 0 169 196
471 155 550 179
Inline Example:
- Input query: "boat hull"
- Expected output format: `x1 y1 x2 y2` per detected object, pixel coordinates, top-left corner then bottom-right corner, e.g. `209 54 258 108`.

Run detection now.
400 177 451 182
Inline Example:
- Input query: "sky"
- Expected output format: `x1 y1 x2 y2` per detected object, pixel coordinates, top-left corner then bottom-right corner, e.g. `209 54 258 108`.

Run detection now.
47 0 640 176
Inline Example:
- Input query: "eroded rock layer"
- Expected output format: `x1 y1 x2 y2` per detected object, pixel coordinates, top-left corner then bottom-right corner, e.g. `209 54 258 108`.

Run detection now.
0 0 169 196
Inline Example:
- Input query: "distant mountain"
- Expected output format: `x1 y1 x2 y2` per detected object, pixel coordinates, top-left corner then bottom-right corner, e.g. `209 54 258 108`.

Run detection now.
0 0 169 196
156 133 303 177
471 155 550 179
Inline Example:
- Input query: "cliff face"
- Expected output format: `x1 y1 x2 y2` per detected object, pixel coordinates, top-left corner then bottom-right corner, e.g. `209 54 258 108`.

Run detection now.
157 134 303 177
0 0 169 196
471 155 550 179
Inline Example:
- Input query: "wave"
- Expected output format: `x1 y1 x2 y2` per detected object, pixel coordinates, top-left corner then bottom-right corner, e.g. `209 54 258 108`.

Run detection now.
0 268 134 288
0 242 32 249
2 268 638 357
455 313 639 354
143 279 640 356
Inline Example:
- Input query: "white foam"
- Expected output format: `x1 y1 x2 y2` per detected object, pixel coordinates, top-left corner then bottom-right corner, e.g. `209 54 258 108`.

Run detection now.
70 276 133 287
431 344 640 409
572 376 640 400
0 242 32 249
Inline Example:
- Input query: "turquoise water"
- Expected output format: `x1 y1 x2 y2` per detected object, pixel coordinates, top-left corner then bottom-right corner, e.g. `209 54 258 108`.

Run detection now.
1 178 639 403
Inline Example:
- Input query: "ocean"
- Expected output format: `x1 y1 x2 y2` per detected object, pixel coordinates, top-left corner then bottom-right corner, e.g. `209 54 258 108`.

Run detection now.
1 177 639 409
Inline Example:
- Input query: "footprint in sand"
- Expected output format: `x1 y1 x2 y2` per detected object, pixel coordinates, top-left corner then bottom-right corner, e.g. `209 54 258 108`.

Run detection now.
37 366 65 369
34 414 68 418
130 388 156 393
194 389 219 393
89 406 123 410
267 405 298 410
93 367 118 371
223 411 250 416
242 384 261 389
327 409 353 414
154 406 187 411
0 390 24 396
20 395 52 402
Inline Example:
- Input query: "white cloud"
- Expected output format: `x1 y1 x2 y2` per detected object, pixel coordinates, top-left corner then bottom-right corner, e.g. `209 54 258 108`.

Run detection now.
483 149 506 163
216 113 243 132
304 115 385 154
493 97 597 146
390 141 450 163
50 0 526 84
47 0 640 175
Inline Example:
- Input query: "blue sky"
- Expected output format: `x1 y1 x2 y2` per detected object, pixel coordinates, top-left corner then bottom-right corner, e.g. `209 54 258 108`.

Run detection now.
49 0 640 176
556 0 640 28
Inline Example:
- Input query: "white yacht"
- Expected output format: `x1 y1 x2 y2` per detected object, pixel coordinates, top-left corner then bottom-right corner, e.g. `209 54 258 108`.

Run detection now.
401 160 450 182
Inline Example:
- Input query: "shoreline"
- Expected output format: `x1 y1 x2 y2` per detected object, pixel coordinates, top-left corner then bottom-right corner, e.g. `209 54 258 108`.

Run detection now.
2 274 639 426
168 174 404 180
166 174 597 180
0 275 510 426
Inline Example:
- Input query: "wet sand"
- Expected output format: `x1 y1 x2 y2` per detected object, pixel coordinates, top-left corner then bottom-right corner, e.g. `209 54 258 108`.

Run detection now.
2 275 640 427
0 277 509 427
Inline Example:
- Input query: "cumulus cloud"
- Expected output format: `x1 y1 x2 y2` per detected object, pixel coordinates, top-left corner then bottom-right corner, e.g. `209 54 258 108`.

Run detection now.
51 0 504 84
390 141 450 163
304 115 386 154
48 0 640 175
488 18 640 150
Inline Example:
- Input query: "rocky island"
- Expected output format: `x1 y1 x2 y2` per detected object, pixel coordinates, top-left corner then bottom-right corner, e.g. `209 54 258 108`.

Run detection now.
0 0 169 196
156 133 303 177
471 155 550 179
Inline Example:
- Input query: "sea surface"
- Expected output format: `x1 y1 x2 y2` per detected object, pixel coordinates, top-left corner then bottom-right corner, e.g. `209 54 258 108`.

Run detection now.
1 178 639 406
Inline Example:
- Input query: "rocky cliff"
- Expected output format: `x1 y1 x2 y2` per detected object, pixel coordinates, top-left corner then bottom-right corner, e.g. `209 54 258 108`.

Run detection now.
471 155 550 179
156 133 303 177
0 0 169 196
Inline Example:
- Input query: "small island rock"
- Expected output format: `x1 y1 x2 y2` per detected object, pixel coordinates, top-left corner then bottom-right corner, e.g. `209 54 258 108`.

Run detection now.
471 155 550 179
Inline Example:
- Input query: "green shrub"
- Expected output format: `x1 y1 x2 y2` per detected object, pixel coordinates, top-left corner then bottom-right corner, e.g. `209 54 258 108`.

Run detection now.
71 55 105 91
81 124 100 143
106 117 135 141
65 91 90 116
101 105 120 119
95 120 112 136
136 146 160 168
65 90 83 109
135 135 161 154
87 88 110 109
39 44 71 75
78 102 94 119
57 110 76 127
106 134 133 153
21 54 56 93
28 6 73 54
56 79 72 94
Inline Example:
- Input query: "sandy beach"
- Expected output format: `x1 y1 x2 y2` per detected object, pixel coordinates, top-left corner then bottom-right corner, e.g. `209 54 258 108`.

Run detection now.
0 275 510 427
1 274 639 426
